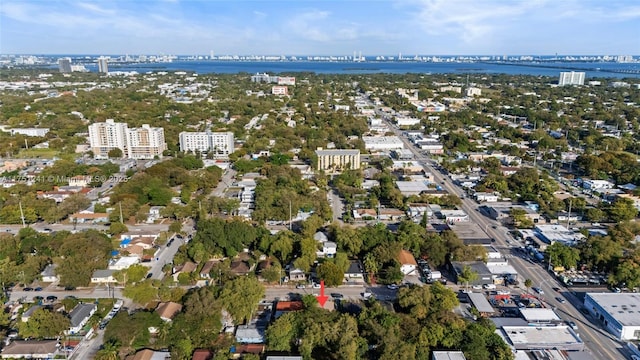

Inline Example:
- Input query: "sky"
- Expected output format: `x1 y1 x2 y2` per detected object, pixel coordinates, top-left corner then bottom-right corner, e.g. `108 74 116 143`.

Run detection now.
1 0 639 56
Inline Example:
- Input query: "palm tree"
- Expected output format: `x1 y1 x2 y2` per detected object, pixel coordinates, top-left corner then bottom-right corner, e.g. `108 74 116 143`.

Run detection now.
524 278 533 294
94 340 119 360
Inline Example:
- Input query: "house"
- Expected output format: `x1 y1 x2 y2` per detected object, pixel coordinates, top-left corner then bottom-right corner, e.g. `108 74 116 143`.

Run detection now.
313 231 328 243
147 206 165 223
120 230 161 242
91 269 117 284
0 340 59 359
155 302 183 322
353 208 377 221
192 349 214 360
21 305 42 322
230 256 252 276
40 263 58 283
288 268 306 282
68 303 97 334
131 349 171 360
172 261 198 281
108 256 140 270
398 249 418 275
274 301 304 319
321 241 337 258
378 208 405 221
235 324 265 344
344 260 365 283
69 212 109 224
200 260 217 278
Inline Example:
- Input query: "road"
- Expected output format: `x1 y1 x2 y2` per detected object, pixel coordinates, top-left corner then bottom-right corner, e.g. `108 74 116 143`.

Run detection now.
380 114 627 359
211 168 236 197
264 284 398 302
328 188 344 223
147 233 188 280
0 222 169 235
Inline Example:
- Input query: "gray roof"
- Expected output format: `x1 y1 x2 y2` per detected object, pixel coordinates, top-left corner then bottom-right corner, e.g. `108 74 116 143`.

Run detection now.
467 293 495 313
313 231 328 242
40 264 57 277
586 293 640 326
1 340 58 356
92 269 115 278
69 303 96 327
432 351 467 360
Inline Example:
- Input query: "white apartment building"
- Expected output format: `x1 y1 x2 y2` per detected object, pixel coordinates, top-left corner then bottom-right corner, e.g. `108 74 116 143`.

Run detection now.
278 77 296 86
558 71 585 86
88 120 166 159
97 57 109 74
466 87 482 96
88 119 129 159
179 131 235 156
127 124 167 159
271 86 288 95
6 128 50 137
315 149 361 172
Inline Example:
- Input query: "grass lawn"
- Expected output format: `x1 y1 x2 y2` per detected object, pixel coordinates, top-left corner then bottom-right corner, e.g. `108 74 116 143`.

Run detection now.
16 148 60 159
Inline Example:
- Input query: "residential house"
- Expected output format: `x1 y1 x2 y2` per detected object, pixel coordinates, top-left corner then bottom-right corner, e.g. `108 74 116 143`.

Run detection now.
274 301 304 319
68 303 97 334
155 302 183 322
121 230 161 242
398 250 418 275
0 340 59 359
40 264 58 283
172 261 197 281
108 256 140 270
344 260 365 284
192 349 214 360
131 349 171 360
147 206 165 223
69 212 109 224
200 260 217 279
21 305 42 322
288 268 306 282
378 208 405 221
321 241 337 258
352 208 377 221
91 269 117 284
230 253 252 276
235 324 265 344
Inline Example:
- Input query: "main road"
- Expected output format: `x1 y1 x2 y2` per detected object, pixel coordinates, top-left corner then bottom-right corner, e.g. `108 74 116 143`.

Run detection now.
380 115 626 359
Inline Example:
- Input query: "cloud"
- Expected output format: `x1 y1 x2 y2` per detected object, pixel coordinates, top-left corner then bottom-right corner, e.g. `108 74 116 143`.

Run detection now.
76 2 115 15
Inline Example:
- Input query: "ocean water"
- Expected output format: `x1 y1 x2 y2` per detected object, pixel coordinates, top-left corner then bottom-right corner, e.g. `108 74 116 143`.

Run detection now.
84 60 640 78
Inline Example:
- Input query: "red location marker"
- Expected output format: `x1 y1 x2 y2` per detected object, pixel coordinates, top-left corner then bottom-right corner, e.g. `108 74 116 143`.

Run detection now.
317 280 329 307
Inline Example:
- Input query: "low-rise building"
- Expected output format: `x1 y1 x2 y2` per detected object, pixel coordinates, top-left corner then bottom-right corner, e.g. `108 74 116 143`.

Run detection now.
91 269 117 284
582 179 615 191
440 209 469 223
68 303 97 334
108 256 140 270
40 264 58 283
1 340 58 359
584 293 640 340
398 249 417 275
474 192 499 202
315 149 361 172
362 136 404 151
155 302 183 322
500 325 583 351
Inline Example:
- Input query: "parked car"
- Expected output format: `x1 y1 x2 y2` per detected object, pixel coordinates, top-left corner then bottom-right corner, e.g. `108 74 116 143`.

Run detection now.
23 287 33 291
567 321 578 330
296 284 306 289
483 284 496 290
556 297 566 304
532 287 544 294
387 284 399 290
34 287 42 291
330 293 344 299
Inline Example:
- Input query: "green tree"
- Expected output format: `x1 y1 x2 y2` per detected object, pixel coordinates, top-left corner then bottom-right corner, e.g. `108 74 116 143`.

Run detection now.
609 198 638 222
524 279 532 293
18 308 70 339
218 276 265 324
107 148 123 159
457 265 478 290
109 222 128 236
123 281 158 305
316 261 344 287
169 221 183 234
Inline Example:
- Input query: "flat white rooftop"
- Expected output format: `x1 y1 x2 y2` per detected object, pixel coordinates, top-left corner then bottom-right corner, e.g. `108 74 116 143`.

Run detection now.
586 293 640 326
502 326 582 348
519 308 561 322
432 351 466 360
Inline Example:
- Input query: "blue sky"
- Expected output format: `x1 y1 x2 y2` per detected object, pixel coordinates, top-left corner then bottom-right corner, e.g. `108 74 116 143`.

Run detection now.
1 0 639 55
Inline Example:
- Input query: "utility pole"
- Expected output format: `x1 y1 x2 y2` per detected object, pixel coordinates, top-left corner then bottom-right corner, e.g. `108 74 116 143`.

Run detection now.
289 200 292 231
119 202 123 223
18 202 26 228
566 198 572 228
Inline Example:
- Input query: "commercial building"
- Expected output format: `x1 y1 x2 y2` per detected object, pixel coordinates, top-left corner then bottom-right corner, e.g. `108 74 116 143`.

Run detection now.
362 136 404 151
88 120 166 159
432 351 466 360
58 58 72 73
558 71 585 86
179 131 235 156
315 149 360 172
584 293 640 340
500 325 584 351
5 128 50 137
97 57 109 73
534 224 585 246
271 86 288 95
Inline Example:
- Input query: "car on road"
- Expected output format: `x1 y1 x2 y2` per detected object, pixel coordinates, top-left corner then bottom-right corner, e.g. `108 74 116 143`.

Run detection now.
295 284 306 289
46 295 57 302
567 321 578 330
387 284 399 290
552 287 561 292
472 285 483 290
64 286 75 291
556 297 566 304
483 284 496 290
33 296 44 302
330 293 344 299
34 287 42 291
312 283 321 289
532 287 544 294
146 273 153 279
23 287 33 291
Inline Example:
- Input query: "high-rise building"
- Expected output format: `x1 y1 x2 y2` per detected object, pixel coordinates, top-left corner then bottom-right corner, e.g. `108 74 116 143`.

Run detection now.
315 149 361 172
97 57 109 74
558 71 585 86
88 120 166 159
179 131 234 157
88 119 128 158
58 58 72 73
126 124 167 159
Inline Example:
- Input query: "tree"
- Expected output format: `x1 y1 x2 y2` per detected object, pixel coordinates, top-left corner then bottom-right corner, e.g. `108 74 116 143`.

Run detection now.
524 279 532 293
107 148 123 159
457 265 478 290
109 222 128 236
123 281 158 305
18 308 70 339
218 276 265 324
266 312 296 351
316 261 344 287
609 198 638 222
169 221 183 234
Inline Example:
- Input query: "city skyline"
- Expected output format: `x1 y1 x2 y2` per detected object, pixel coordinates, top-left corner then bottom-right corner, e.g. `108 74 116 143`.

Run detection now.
1 0 639 55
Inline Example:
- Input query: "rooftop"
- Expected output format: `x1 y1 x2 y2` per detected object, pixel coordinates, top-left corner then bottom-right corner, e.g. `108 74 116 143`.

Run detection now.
432 351 467 360
467 292 495 313
69 303 96 327
501 326 583 350
586 293 640 326
519 308 561 322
